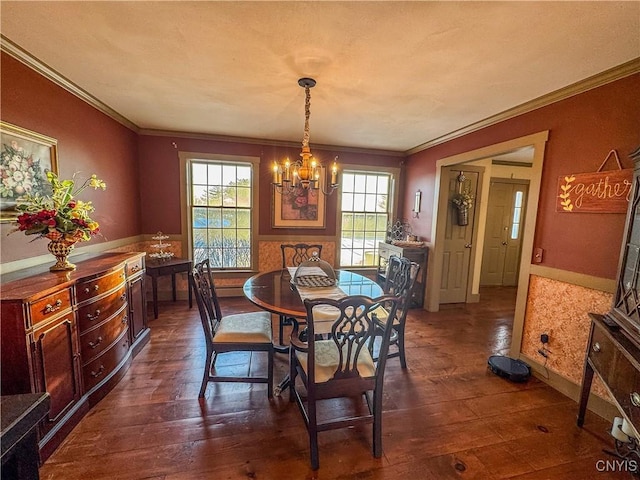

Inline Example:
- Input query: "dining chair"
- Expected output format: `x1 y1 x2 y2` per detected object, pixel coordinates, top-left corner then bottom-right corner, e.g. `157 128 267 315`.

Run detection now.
190 259 274 399
289 294 400 470
278 243 324 345
375 255 420 368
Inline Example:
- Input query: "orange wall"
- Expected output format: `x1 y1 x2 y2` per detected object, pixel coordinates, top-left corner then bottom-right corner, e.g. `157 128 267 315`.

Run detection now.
0 53 141 264
137 135 403 236
403 74 640 280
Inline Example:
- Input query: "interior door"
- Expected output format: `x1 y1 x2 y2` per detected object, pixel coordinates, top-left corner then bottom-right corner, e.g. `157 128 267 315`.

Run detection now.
440 168 479 303
481 179 529 286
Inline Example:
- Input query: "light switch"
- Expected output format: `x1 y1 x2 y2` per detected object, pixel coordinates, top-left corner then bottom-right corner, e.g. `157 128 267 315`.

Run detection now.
534 247 544 263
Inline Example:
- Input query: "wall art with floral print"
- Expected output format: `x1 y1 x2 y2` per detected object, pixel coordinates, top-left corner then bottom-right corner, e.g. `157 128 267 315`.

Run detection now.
0 121 58 222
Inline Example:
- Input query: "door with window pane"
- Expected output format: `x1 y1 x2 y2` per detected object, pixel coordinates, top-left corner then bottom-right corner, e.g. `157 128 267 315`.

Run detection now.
340 172 391 267
480 179 529 286
190 161 252 269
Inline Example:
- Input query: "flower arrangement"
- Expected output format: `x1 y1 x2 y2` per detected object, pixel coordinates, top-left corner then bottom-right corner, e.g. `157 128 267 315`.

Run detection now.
451 190 474 210
12 171 106 242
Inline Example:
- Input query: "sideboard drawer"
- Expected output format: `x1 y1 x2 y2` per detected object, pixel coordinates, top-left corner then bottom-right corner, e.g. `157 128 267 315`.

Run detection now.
82 329 129 392
79 307 128 363
126 256 145 277
610 349 640 427
588 325 616 380
77 285 127 332
76 267 126 304
29 288 73 327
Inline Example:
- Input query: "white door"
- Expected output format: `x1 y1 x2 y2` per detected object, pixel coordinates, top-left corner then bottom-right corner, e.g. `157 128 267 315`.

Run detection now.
480 180 529 286
440 168 480 304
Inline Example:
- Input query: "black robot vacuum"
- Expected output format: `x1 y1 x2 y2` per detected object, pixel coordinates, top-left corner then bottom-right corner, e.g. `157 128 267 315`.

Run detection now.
487 355 531 382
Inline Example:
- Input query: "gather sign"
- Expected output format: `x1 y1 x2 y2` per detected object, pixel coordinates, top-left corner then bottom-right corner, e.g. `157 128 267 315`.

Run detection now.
556 168 633 213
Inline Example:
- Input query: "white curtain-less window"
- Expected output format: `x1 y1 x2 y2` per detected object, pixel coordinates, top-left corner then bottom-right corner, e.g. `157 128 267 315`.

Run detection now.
339 171 391 267
190 160 253 269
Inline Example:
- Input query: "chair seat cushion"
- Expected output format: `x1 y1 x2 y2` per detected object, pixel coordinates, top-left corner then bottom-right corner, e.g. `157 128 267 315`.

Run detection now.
214 311 272 344
373 304 404 327
295 339 375 383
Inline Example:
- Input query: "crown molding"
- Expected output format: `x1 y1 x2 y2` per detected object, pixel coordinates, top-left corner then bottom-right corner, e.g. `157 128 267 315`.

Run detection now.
1 35 139 133
406 57 640 156
138 128 405 157
3 33 636 157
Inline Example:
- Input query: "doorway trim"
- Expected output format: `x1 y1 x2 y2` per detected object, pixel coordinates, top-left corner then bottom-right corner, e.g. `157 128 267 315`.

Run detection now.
425 131 549 356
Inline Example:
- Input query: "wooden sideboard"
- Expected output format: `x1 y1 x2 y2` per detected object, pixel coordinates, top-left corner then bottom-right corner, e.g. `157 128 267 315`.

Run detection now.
0 252 149 462
578 148 640 438
377 242 428 307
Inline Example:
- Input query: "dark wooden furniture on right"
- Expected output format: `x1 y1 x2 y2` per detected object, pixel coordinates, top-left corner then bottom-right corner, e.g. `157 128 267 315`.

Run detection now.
1 393 50 480
145 257 193 319
578 147 640 437
377 241 428 307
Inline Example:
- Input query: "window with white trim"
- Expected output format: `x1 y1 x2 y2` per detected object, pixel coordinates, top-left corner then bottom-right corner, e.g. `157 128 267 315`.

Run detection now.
189 158 254 269
339 171 392 267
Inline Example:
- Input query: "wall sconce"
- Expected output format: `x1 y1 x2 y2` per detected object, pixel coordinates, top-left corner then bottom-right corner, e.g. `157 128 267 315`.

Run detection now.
412 190 422 218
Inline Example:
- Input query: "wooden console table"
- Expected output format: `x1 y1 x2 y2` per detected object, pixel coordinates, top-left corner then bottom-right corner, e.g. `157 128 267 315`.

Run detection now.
145 257 193 319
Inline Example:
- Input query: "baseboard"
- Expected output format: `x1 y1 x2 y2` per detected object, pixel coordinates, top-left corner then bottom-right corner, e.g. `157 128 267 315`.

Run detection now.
519 353 618 423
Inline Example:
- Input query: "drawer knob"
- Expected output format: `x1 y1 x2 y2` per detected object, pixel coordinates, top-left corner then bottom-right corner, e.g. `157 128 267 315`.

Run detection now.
120 293 127 302
84 285 100 294
592 342 601 353
130 265 140 272
88 336 103 349
122 315 128 324
631 392 640 407
90 365 105 378
87 309 101 321
44 299 63 314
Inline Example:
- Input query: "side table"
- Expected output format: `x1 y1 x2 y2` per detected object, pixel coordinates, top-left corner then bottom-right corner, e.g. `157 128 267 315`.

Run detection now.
145 257 193 319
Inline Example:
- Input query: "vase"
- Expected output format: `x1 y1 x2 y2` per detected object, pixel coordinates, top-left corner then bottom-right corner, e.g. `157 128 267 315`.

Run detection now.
47 239 77 271
456 207 469 226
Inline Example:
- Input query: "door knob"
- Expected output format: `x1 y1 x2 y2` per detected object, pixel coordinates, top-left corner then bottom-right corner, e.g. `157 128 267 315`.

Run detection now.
464 243 472 248
502 241 507 246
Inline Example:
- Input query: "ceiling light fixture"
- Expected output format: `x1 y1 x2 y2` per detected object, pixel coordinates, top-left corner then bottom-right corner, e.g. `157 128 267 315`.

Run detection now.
272 78 339 196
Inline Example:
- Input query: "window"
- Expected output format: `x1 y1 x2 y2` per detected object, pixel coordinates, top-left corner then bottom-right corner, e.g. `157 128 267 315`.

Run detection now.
188 158 255 269
339 171 393 267
510 190 524 240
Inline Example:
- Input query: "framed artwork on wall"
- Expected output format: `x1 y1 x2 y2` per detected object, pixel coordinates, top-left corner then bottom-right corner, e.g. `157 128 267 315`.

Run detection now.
0 121 58 222
273 182 326 229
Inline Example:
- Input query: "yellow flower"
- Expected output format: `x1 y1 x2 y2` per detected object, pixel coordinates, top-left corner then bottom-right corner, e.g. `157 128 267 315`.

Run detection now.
89 175 106 190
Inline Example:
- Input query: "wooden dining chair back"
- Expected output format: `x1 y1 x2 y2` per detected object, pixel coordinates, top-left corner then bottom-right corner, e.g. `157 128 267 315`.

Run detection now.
280 243 323 269
289 294 400 470
190 259 274 399
377 255 420 368
277 243 324 345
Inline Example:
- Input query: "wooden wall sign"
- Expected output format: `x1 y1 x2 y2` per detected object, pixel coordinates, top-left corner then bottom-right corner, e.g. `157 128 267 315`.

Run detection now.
557 150 633 214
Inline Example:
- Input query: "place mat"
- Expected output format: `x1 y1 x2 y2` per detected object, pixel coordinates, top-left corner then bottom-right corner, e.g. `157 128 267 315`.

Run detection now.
289 266 336 287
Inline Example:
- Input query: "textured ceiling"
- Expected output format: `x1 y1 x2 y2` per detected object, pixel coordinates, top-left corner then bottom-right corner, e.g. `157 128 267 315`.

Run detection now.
1 1 639 152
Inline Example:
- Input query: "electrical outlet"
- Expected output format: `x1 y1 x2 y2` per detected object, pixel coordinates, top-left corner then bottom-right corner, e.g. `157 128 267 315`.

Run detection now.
540 333 549 344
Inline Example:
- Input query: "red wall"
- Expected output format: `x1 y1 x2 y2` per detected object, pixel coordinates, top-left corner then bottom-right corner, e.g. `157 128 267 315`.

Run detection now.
137 135 403 236
0 53 140 264
403 74 640 280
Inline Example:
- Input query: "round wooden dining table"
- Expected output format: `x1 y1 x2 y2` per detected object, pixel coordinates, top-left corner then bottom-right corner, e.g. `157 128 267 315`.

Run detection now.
243 268 384 394
242 268 384 320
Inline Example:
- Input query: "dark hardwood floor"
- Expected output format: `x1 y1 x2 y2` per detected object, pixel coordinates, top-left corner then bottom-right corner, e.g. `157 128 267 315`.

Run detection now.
39 287 631 479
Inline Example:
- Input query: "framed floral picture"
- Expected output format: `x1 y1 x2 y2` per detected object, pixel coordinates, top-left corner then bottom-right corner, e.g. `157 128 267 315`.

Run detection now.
273 182 326 228
0 122 58 222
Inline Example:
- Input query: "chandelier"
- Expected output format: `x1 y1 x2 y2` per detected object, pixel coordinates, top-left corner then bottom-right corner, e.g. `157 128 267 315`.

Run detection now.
272 78 339 196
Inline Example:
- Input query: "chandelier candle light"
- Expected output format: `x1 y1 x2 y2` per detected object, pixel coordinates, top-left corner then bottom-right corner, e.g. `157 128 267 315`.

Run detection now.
272 78 339 196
